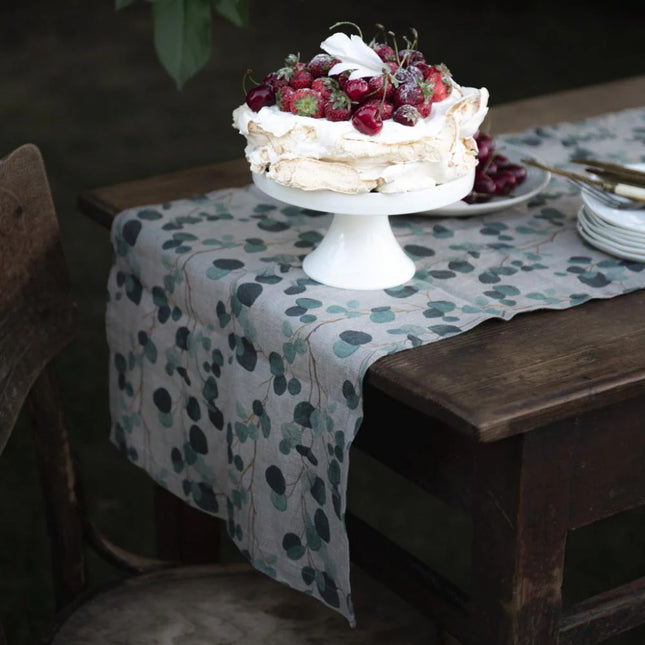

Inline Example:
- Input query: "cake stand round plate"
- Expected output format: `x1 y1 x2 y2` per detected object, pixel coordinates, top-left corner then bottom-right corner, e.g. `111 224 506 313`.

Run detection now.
252 170 474 290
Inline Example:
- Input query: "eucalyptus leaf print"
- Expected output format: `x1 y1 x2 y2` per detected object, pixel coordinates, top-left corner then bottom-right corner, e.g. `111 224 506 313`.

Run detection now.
106 108 645 627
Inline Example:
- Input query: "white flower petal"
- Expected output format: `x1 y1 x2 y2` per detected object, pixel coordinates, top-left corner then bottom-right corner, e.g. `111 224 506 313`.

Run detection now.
347 68 377 80
321 32 386 79
328 62 380 78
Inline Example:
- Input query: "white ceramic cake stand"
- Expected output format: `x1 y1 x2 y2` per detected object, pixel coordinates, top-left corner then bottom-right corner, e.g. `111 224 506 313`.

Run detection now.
252 170 474 290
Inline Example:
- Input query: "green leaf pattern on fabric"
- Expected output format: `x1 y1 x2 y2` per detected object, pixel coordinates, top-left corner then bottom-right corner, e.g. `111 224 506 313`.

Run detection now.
106 108 645 626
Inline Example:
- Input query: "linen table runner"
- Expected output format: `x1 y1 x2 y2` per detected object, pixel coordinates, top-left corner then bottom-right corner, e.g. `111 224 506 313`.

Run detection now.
106 106 645 625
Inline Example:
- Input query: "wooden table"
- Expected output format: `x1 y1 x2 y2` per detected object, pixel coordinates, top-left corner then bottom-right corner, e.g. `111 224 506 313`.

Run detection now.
79 75 645 645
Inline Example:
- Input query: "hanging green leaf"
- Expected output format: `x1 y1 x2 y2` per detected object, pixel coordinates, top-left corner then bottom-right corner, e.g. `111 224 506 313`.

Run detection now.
152 0 213 89
116 0 250 88
212 0 250 28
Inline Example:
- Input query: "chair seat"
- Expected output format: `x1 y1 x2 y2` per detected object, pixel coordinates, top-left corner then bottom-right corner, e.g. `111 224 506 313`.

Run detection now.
50 563 439 644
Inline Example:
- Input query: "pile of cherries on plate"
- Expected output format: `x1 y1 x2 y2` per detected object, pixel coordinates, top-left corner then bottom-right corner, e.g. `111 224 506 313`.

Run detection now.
463 131 527 204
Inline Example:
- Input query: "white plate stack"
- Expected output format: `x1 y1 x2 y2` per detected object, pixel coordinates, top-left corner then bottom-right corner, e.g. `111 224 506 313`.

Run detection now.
577 195 645 262
577 190 645 263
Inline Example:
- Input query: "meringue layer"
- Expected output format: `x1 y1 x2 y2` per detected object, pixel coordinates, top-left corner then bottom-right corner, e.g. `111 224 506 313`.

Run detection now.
232 84 489 194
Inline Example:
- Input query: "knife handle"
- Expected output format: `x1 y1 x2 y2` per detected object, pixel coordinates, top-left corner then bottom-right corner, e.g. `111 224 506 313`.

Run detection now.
614 183 645 201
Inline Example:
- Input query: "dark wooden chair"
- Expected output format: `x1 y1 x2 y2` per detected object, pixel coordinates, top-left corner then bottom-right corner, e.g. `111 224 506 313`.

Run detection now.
0 144 440 644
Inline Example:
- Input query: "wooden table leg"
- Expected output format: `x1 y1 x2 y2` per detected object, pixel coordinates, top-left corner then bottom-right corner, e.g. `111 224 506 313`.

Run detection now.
470 421 577 644
154 484 221 563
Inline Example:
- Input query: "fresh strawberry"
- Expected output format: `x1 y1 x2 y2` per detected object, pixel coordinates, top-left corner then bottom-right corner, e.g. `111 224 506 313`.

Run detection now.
290 69 313 89
367 74 394 101
424 64 452 102
361 99 394 120
372 43 396 62
276 85 295 112
324 91 352 121
416 100 432 118
345 78 370 103
307 53 336 78
311 76 339 101
283 53 301 68
291 88 324 118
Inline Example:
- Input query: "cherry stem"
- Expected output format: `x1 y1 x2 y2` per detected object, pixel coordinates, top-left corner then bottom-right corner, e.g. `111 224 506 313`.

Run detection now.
387 30 401 64
372 23 387 46
409 27 418 50
242 68 255 95
329 21 363 40
371 77 389 119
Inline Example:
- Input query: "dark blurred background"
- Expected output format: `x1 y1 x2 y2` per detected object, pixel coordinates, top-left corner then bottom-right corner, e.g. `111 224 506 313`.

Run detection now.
1 0 644 643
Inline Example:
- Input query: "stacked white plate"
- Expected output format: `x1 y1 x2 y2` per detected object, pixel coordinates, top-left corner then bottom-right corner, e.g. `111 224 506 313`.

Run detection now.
577 189 645 263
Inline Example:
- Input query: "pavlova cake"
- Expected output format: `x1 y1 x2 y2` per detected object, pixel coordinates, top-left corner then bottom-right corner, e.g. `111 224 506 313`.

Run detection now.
232 25 489 195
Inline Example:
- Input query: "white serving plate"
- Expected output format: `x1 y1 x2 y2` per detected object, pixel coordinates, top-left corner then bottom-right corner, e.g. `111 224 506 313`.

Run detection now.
430 144 551 216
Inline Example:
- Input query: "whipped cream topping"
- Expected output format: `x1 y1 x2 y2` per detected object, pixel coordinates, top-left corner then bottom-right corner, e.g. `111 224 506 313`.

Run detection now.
233 83 489 194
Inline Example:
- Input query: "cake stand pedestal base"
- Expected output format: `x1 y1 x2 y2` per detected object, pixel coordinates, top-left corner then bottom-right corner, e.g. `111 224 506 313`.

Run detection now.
252 170 474 290
302 213 415 290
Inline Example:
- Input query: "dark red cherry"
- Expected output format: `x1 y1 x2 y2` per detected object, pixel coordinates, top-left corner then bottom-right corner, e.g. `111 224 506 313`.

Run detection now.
476 141 493 166
373 43 397 62
352 104 383 135
485 160 498 176
246 84 276 112
493 170 517 195
344 78 370 102
504 163 527 183
474 171 496 195
463 189 492 204
492 153 511 169
475 131 494 147
398 48 425 66
395 65 424 85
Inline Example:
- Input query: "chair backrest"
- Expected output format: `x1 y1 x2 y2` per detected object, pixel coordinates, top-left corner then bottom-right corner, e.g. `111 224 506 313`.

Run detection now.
0 144 77 452
0 144 85 618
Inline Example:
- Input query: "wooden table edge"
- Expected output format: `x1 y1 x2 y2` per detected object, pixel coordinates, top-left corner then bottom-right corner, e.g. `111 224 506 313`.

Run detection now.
77 75 645 442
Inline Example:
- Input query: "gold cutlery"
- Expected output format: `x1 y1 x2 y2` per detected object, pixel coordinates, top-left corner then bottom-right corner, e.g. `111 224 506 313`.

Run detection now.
522 158 645 208
570 158 645 188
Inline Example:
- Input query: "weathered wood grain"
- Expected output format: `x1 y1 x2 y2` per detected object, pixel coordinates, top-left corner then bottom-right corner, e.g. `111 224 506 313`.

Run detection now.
0 143 77 453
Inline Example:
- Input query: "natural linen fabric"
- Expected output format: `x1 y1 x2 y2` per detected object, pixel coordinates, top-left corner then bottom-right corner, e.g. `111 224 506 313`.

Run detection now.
106 107 645 625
